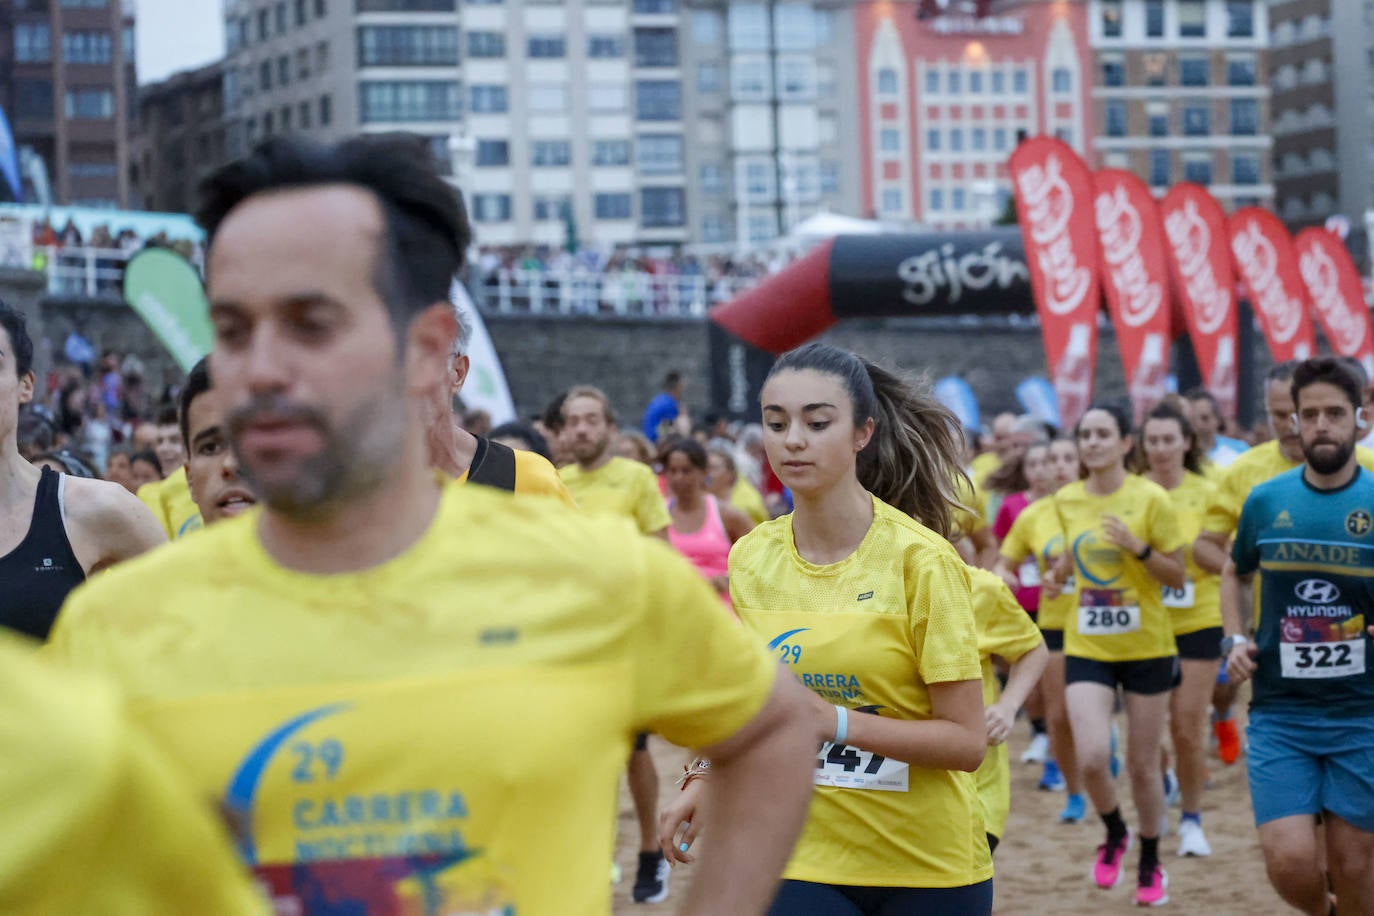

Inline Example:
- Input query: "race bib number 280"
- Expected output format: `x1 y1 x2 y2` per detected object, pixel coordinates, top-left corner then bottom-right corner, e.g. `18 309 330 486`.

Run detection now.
814 742 908 792
1078 589 1141 636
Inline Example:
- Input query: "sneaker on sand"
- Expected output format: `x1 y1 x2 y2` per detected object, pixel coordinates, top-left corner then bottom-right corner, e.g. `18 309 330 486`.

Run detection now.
1040 759 1066 791
632 851 670 904
1093 830 1132 889
1021 732 1050 764
1060 794 1087 824
1214 718 1242 765
1177 819 1212 858
1137 865 1169 907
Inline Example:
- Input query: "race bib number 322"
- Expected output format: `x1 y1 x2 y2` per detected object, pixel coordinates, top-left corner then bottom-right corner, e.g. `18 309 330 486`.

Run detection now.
1280 615 1367 679
813 742 908 792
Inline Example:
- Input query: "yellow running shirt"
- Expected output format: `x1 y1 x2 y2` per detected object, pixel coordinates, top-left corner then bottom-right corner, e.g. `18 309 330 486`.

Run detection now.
730 477 771 525
999 498 1075 632
729 495 992 890
1157 472 1222 636
455 446 576 507
0 634 264 913
1055 475 1186 662
967 568 1044 841
1202 441 1374 537
137 466 203 539
559 456 671 534
48 482 776 915
970 453 1000 489
952 473 988 540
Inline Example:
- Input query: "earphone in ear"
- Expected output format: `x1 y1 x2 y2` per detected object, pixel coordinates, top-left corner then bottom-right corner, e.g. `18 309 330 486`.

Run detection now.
1358 409 1369 431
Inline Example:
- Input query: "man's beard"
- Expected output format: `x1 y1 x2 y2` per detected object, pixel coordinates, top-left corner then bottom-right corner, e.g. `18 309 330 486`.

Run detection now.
1303 437 1355 475
571 434 609 465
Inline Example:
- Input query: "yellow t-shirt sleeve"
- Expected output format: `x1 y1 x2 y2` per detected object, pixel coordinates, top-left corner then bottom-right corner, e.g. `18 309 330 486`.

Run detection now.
909 549 983 685
511 450 578 508
629 537 776 749
633 471 672 535
998 510 1032 564
0 637 264 914
1147 488 1187 554
981 583 1045 663
136 480 175 540
731 479 770 525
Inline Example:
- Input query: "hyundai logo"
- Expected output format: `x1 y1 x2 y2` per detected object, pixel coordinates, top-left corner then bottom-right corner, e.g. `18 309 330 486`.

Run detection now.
1294 579 1341 604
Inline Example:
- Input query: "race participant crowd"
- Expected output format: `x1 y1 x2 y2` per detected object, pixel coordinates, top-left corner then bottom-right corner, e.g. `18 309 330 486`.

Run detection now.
1 133 1372 915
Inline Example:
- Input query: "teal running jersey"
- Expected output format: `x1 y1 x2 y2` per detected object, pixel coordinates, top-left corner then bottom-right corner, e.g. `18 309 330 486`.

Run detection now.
1233 467 1374 717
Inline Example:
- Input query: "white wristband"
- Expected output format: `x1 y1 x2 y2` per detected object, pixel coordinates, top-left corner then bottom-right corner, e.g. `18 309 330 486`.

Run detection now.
833 705 848 745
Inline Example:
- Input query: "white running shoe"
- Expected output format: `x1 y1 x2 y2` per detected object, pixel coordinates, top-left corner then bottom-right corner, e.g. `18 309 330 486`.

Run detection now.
1177 819 1212 857
1021 732 1050 764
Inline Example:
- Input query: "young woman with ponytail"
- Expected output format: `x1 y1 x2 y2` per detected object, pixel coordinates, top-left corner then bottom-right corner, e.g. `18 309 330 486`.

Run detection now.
658 342 993 915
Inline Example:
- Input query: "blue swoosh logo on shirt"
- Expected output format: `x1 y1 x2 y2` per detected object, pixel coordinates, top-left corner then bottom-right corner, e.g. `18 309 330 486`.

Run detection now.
767 628 810 650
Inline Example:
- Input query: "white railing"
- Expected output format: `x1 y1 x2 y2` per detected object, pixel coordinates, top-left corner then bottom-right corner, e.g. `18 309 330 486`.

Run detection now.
470 268 762 317
26 246 769 317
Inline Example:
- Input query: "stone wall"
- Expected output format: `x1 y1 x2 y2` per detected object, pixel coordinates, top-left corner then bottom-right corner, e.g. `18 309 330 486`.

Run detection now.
0 267 1273 430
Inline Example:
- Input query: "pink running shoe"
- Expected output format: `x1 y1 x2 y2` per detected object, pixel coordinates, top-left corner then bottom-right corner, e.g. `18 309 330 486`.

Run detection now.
1093 829 1132 889
1136 865 1169 907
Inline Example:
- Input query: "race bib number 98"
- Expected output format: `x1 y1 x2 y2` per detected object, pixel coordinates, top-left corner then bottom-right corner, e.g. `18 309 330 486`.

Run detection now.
813 742 909 792
1161 581 1196 609
1078 589 1141 636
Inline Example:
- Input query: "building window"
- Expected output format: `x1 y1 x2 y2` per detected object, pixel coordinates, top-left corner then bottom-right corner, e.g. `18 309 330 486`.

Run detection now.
952 188 966 211
947 70 961 94
697 63 722 93
14 80 54 119
1148 105 1169 137
1145 0 1164 37
316 41 330 73
925 70 939 94
882 189 903 213
15 23 51 63
880 128 900 153
929 188 944 211
641 187 685 228
275 2 287 34
467 31 505 58
927 128 941 152
315 0 326 15
533 195 571 222
1232 151 1260 185
730 58 770 100
281 105 293 130
359 81 462 122
636 81 681 120
728 3 770 52
991 70 1005 93
690 10 722 45
470 85 508 113
476 139 509 166
1227 56 1256 86
260 60 273 91
1102 0 1123 37
319 94 332 125
1055 127 1074 146
258 9 270 41
529 84 568 113
744 160 773 198
820 161 840 195
1142 53 1167 86
748 213 777 241
588 82 628 112
1179 57 1209 87
774 3 814 50
595 193 632 220
69 162 117 179
472 194 512 223
592 140 631 166
700 163 724 195
62 30 112 64
279 56 291 86
64 88 113 119
297 48 311 80
949 128 964 152
1179 0 1206 38
1183 154 1212 185
1183 105 1210 136
993 127 1009 151
1150 150 1170 186
1227 1 1254 38
701 215 725 243
633 0 676 12
777 57 815 100
527 35 566 58
1105 101 1127 137
1052 68 1072 94
634 28 677 67
588 35 624 58
969 71 983 94
638 134 684 174
299 100 312 128
1013 69 1028 93
1101 56 1124 87
1230 98 1258 135
878 68 898 96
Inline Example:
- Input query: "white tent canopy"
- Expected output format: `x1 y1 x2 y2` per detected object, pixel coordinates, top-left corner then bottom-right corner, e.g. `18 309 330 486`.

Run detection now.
789 211 886 244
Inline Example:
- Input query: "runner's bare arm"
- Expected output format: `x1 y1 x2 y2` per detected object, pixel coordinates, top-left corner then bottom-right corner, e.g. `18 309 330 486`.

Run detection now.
1193 530 1230 576
991 554 1022 592
1221 559 1258 684
969 526 999 570
842 678 987 772
986 642 1049 746
720 503 755 542
676 668 827 915
64 477 168 574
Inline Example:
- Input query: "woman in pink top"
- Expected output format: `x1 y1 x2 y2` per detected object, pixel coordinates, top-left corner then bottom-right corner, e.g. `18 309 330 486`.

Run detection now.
661 438 755 611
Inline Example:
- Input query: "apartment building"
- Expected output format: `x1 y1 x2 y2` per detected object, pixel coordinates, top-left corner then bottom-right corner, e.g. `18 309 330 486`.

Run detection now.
1089 0 1272 210
0 0 136 206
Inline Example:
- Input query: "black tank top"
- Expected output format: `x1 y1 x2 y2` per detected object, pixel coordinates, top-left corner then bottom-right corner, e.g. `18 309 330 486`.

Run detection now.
0 466 86 640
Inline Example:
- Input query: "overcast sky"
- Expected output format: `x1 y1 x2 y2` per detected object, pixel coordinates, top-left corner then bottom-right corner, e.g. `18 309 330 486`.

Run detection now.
136 0 224 85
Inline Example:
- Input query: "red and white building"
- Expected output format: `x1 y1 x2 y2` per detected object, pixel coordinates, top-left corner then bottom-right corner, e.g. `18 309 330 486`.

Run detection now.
854 1 1095 229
